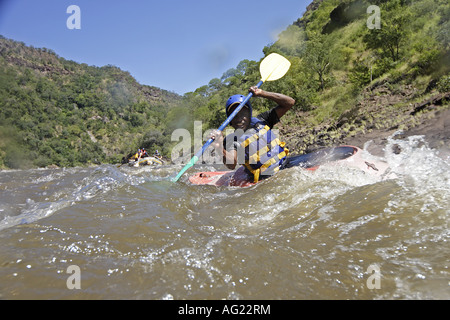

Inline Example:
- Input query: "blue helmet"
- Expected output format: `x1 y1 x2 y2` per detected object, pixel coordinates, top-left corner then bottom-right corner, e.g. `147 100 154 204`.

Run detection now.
225 94 252 117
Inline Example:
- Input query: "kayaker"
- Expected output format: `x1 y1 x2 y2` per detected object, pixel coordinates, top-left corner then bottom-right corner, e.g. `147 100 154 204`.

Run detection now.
211 86 295 183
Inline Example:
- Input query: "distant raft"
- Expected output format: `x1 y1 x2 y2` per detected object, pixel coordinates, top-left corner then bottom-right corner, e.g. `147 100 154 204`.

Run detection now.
128 156 164 167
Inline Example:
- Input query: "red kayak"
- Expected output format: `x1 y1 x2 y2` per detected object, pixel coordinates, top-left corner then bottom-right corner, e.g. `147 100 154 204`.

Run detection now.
189 146 389 187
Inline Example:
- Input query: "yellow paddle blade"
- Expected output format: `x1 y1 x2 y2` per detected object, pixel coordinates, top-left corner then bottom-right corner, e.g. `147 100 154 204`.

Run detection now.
260 53 291 82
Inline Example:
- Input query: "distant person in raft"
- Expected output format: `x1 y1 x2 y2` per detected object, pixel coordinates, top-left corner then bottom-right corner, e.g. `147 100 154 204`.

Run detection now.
210 86 295 184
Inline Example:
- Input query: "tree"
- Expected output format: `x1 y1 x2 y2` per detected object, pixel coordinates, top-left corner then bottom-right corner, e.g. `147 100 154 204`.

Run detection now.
363 1 411 62
349 56 373 88
140 129 164 151
207 78 223 94
303 34 333 91
129 113 146 127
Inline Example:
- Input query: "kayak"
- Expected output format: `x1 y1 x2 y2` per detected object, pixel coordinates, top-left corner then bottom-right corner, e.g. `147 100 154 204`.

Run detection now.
128 156 163 167
188 146 389 187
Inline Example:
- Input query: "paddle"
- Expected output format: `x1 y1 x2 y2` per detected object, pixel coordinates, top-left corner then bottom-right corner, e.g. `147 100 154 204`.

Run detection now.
171 53 291 182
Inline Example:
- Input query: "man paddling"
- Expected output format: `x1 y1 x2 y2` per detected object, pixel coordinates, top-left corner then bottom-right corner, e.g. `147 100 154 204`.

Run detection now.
211 86 295 183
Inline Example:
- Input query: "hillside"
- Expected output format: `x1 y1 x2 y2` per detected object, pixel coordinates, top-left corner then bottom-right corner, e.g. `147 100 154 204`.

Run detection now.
272 0 450 155
0 36 181 168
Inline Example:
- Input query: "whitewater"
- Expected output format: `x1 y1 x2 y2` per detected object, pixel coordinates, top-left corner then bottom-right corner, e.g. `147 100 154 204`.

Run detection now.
0 134 448 299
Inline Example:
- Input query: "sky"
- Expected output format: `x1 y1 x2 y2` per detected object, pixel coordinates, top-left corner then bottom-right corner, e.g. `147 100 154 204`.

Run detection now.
0 0 309 94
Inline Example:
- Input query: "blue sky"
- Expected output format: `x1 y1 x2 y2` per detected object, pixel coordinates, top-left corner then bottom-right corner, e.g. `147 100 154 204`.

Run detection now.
0 0 309 94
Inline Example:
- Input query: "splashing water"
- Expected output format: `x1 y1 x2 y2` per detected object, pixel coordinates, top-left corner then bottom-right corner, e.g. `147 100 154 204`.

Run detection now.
0 134 448 299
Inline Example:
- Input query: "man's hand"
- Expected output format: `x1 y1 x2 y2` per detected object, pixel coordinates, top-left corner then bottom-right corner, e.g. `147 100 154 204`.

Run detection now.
249 86 264 97
210 129 237 170
210 129 224 150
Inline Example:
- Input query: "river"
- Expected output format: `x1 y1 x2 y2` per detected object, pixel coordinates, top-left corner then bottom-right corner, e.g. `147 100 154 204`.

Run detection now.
0 134 448 299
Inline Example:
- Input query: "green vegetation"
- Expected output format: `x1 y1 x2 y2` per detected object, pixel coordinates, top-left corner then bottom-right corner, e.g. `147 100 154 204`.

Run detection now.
0 37 181 168
1 0 449 169
179 0 449 154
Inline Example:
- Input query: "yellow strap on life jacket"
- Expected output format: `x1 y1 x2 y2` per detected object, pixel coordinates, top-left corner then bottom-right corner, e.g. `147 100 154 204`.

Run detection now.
245 149 289 183
248 138 281 163
241 125 270 148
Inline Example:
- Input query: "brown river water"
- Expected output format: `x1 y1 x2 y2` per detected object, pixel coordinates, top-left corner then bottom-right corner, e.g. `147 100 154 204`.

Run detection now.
0 134 448 300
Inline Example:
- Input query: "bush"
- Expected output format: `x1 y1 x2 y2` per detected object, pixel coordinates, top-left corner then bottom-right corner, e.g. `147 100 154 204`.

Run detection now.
414 49 441 75
349 57 372 88
437 75 450 93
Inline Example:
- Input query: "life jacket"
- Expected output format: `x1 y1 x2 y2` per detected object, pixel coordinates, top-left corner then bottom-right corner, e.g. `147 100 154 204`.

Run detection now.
238 118 289 183
130 152 139 161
